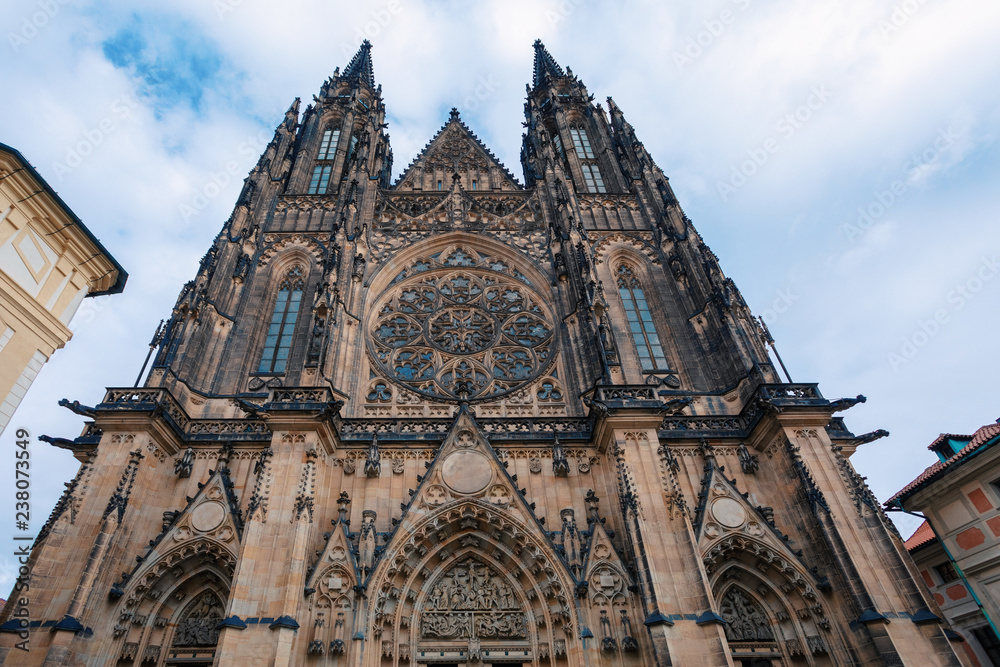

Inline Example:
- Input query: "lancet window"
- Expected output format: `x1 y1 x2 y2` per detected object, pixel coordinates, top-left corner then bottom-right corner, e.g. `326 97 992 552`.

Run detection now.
258 266 305 374
616 263 668 372
569 127 595 159
581 163 606 193
307 165 332 195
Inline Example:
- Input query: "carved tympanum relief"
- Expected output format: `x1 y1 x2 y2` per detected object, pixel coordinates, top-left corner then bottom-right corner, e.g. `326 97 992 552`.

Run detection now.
420 558 526 640
172 591 225 647
719 588 774 643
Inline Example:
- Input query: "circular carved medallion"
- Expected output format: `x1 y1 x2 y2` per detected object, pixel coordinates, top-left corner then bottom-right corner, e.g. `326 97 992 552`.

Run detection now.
191 501 225 532
711 498 746 529
441 451 492 495
368 247 556 402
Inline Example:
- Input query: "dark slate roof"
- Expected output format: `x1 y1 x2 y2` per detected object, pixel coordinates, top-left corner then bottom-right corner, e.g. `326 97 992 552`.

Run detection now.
0 141 126 296
888 422 1000 505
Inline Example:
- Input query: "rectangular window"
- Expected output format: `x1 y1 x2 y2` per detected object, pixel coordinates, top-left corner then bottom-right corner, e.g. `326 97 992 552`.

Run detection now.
437 180 443 191
973 626 1000 666
308 165 332 195
553 133 566 161
472 180 477 190
317 128 340 160
349 135 359 159
581 164 606 193
617 264 669 372
570 127 595 159
258 274 304 374
934 561 959 584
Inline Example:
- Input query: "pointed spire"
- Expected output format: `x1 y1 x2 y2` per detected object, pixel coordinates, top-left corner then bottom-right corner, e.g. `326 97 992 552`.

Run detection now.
343 39 375 88
532 39 565 88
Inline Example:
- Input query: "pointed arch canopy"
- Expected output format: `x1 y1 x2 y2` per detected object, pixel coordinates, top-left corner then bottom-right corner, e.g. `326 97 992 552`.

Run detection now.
365 498 579 666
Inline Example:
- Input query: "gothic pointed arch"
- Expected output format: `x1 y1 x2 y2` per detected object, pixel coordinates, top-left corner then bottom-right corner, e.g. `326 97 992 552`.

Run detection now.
698 464 838 663
361 409 580 665
302 515 360 658
101 468 241 665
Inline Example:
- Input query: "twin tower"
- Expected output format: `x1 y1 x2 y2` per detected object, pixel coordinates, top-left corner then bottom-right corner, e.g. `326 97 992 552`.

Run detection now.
1 41 961 666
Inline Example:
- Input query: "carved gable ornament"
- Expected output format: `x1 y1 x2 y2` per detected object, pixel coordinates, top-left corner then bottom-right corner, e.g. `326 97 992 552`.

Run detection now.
393 112 522 192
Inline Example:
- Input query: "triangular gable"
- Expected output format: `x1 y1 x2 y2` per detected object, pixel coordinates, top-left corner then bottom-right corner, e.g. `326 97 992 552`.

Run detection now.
694 460 828 594
111 466 243 606
581 519 634 605
306 516 361 603
393 110 522 191
371 406 556 582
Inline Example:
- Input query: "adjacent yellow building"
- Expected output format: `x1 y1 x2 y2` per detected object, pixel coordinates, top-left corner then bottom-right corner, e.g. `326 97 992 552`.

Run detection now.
0 142 125 435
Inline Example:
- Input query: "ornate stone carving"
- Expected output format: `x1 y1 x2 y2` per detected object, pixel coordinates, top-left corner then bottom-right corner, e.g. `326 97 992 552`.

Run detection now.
719 588 773 642
368 246 556 402
420 558 525 640
172 591 224 647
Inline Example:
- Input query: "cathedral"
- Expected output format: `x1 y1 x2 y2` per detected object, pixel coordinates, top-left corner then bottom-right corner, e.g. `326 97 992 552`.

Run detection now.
0 41 964 666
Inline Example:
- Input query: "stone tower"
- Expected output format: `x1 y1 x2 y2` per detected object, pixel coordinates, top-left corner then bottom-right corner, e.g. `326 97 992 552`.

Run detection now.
0 41 962 666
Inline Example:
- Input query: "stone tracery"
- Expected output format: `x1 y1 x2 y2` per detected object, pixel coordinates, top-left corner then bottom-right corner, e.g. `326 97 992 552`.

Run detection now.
369 246 556 401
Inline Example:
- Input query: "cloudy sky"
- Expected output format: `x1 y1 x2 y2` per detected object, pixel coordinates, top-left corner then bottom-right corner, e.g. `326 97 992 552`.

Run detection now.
1 0 998 590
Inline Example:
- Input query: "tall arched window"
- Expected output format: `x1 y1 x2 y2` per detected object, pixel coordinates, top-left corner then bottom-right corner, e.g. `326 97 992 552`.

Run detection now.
616 263 669 372
258 266 305 374
317 127 340 160
308 126 340 194
570 125 606 193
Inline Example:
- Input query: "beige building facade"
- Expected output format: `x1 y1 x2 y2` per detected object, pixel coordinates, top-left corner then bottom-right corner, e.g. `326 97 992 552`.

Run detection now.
0 142 126 435
890 422 1000 666
0 42 964 666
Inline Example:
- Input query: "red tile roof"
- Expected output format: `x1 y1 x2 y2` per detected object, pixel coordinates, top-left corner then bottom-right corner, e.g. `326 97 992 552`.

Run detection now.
888 422 1000 505
904 520 937 552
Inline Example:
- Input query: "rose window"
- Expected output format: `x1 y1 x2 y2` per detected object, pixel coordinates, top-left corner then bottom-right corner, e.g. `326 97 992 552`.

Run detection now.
369 247 556 401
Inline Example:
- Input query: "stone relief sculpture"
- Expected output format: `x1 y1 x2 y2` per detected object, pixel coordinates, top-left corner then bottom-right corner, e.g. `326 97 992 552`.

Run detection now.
719 588 774 642
420 558 526 640
172 591 225 647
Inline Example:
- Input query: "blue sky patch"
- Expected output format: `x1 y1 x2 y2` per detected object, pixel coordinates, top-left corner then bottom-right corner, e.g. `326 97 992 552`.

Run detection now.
102 13 238 115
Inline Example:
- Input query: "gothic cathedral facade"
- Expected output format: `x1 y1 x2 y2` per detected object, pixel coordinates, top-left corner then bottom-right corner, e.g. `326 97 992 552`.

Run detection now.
0 42 963 666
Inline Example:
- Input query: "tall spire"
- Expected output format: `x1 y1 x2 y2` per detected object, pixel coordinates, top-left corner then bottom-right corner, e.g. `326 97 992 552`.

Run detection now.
532 39 565 88
343 39 376 88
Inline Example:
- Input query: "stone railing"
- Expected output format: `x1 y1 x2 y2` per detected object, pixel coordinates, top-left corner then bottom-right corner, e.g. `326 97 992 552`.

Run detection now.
339 417 591 442
267 387 335 407
100 388 191 432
